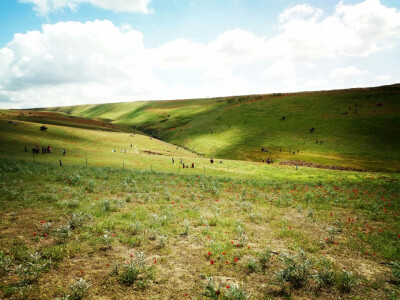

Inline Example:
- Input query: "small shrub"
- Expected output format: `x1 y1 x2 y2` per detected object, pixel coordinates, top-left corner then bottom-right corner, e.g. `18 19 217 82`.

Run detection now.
325 226 338 244
313 258 335 287
247 257 260 273
85 179 95 193
69 278 91 300
56 225 71 244
117 252 155 289
102 199 111 212
16 251 50 282
0 251 13 276
225 284 251 300
336 269 356 293
258 248 272 274
148 229 158 241
391 261 400 282
118 260 140 285
42 221 52 232
201 276 220 299
129 222 142 236
181 219 190 236
275 249 312 289
156 235 167 249
64 199 79 209
249 212 262 223
102 234 113 250
69 212 90 229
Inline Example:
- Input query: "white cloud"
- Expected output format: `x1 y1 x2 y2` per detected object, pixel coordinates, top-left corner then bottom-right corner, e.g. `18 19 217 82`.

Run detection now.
1 0 400 108
261 61 295 80
279 4 323 24
152 39 211 70
376 74 391 80
329 66 362 79
269 0 400 59
19 0 153 15
203 66 233 82
0 20 158 108
209 28 267 65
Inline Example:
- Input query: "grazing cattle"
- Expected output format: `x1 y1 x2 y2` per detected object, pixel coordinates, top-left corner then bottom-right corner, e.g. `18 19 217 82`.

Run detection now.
40 125 48 131
281 116 286 120
309 127 315 133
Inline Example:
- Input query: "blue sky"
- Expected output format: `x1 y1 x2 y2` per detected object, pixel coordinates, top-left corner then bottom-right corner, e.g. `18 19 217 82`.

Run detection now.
0 0 399 108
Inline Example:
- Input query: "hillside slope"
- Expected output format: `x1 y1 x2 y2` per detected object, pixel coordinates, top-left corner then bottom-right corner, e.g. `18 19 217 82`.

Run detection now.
45 85 400 172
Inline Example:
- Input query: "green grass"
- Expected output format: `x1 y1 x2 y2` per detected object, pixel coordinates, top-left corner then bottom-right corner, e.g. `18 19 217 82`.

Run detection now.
3 117 399 185
40 85 400 172
0 159 398 299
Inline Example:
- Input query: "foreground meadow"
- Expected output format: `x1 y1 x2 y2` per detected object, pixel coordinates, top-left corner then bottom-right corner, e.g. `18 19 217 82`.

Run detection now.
0 159 399 299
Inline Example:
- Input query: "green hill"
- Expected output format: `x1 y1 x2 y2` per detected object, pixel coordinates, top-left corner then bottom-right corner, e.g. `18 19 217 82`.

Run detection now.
41 84 400 172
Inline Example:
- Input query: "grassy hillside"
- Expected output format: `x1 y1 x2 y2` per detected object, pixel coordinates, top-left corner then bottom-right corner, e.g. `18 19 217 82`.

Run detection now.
43 85 400 172
2 117 394 183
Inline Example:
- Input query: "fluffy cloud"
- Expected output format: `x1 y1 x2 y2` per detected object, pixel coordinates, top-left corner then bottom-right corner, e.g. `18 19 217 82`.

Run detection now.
266 0 400 60
279 4 323 23
1 0 400 108
261 61 296 80
376 74 391 81
329 66 363 79
19 0 153 15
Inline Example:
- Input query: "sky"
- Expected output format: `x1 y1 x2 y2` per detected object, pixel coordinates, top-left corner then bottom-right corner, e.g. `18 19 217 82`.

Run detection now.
0 0 399 109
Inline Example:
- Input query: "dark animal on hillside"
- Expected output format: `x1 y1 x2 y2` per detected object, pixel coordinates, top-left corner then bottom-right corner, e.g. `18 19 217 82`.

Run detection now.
40 125 48 131
309 127 315 133
281 116 286 120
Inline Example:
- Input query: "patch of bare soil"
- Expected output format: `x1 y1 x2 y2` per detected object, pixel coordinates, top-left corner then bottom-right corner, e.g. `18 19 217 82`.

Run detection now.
141 150 162 155
279 160 365 172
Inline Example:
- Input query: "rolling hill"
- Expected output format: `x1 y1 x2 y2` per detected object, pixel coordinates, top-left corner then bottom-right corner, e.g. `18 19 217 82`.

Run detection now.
41 84 400 172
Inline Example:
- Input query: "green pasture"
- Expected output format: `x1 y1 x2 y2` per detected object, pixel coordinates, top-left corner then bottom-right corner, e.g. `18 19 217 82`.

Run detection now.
43 85 400 172
0 118 397 184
